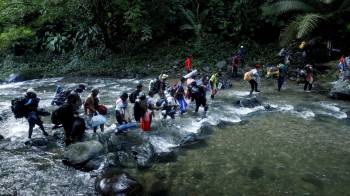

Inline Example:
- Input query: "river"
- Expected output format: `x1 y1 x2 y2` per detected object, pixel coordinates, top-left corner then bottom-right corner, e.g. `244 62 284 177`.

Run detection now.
0 77 349 195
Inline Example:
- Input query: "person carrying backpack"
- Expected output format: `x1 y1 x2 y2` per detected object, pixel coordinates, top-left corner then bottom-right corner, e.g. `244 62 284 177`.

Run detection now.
157 91 177 119
24 88 49 139
175 77 188 114
244 64 261 96
84 88 104 132
303 64 314 92
193 79 208 113
129 83 143 104
277 62 288 91
52 93 85 145
51 84 86 106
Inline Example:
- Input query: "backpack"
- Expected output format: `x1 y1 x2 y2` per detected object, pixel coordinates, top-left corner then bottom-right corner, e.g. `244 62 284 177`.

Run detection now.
189 82 201 99
150 79 161 94
51 108 62 125
11 97 28 118
51 105 69 125
52 89 72 106
129 90 139 104
244 71 252 81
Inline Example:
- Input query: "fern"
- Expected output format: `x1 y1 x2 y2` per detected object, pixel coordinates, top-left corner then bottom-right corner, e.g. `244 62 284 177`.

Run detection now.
296 14 324 38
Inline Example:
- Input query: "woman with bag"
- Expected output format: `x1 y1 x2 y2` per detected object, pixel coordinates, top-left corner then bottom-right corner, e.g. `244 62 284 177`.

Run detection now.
84 88 105 133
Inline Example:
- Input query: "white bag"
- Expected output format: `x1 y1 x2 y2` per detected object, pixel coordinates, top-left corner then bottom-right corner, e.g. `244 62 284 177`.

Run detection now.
90 114 107 127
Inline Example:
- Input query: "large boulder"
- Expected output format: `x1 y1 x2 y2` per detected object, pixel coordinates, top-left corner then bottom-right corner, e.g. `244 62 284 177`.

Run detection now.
95 169 144 196
25 138 49 147
132 142 155 169
330 79 350 100
63 140 104 166
0 135 4 140
236 97 263 108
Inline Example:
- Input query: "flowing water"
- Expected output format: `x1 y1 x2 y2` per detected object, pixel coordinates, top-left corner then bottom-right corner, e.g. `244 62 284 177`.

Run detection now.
0 77 349 195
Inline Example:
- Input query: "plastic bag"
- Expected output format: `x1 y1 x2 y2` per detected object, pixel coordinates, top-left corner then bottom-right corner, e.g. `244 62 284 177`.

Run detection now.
90 113 107 127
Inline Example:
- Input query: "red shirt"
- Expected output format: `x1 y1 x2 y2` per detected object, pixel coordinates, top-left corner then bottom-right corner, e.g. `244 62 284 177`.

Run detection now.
185 58 192 72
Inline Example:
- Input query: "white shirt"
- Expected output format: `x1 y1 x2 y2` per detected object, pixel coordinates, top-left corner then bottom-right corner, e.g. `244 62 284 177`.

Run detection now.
115 98 128 113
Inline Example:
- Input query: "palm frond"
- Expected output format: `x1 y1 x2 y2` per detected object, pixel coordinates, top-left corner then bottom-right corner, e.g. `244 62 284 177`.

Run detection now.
296 13 324 38
279 18 300 46
199 9 210 22
262 0 314 16
180 7 196 26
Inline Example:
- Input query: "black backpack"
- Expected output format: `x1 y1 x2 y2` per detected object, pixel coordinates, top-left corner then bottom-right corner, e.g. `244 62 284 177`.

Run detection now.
11 97 28 118
129 90 139 104
150 79 161 94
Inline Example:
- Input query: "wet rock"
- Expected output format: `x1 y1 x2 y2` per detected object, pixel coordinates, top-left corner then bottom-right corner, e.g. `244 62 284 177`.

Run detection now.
198 123 215 136
249 166 264 180
0 135 4 140
7 73 24 83
237 97 262 108
116 151 136 168
53 129 65 141
95 169 144 196
84 156 105 171
177 133 198 146
105 153 118 167
63 140 104 165
330 79 350 100
25 138 49 147
132 142 155 169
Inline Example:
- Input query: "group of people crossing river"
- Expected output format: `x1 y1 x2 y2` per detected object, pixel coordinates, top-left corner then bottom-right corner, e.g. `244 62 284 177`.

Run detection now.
12 45 350 146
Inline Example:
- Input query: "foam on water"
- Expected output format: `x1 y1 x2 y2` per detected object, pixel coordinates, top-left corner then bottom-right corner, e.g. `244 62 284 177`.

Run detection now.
148 136 177 153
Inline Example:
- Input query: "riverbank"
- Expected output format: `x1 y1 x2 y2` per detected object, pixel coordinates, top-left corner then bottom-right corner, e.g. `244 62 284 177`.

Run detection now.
0 40 280 81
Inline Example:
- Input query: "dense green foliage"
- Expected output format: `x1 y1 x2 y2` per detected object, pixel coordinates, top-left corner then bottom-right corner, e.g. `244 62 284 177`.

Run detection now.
0 0 349 79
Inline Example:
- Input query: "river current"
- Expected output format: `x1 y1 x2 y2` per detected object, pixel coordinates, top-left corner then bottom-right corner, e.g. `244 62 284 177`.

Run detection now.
0 77 349 195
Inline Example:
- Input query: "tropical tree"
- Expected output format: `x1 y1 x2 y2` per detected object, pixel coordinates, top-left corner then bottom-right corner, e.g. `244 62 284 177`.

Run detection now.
263 0 350 46
179 0 209 50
